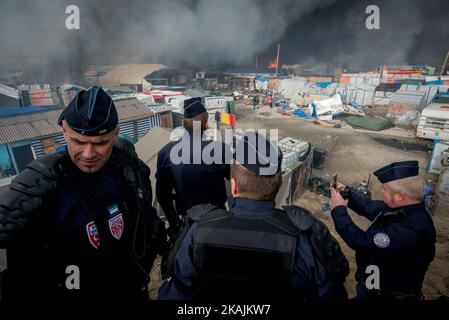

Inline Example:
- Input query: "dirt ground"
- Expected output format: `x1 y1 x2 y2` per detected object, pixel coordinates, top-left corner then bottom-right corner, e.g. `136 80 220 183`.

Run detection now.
149 103 449 299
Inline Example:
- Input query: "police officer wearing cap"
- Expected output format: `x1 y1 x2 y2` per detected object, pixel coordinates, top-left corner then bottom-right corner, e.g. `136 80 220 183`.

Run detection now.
156 97 230 233
0 86 165 302
330 161 436 300
158 131 349 300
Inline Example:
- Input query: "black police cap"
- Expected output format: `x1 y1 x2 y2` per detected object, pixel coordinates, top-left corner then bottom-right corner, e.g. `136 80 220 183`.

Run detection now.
234 131 283 176
373 160 419 183
184 97 206 118
57 86 118 136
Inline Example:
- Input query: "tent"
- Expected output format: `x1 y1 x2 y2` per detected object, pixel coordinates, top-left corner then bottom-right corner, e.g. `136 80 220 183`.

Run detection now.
135 126 173 212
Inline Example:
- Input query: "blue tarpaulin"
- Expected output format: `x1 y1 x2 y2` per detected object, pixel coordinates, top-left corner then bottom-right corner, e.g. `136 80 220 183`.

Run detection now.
314 82 333 88
423 80 443 86
275 102 290 109
310 102 317 118
293 108 313 119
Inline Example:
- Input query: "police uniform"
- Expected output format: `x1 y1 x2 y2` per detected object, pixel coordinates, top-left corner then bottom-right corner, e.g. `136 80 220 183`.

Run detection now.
156 98 230 229
331 161 436 300
158 132 349 301
0 86 165 301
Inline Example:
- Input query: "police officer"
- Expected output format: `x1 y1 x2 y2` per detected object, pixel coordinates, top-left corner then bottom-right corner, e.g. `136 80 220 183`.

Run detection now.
158 131 349 300
156 97 230 232
0 86 165 302
330 160 436 300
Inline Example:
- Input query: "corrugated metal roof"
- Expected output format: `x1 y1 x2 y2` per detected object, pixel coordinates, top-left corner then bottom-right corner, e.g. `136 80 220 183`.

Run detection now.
0 99 154 144
0 105 56 117
114 98 154 121
100 64 169 86
390 90 426 106
0 109 62 144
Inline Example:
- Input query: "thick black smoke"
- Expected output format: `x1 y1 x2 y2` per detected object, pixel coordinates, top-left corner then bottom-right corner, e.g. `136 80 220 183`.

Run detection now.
280 0 449 69
0 0 448 83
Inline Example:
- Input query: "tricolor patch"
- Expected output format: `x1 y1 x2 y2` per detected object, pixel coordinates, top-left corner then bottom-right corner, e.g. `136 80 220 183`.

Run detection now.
107 203 120 216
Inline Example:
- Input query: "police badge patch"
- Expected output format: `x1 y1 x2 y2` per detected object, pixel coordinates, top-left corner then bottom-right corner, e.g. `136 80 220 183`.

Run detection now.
86 221 100 249
373 233 390 248
109 213 124 240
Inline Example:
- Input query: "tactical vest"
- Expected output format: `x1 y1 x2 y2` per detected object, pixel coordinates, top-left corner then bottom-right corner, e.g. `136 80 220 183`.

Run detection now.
192 208 299 300
163 204 348 300
356 210 435 299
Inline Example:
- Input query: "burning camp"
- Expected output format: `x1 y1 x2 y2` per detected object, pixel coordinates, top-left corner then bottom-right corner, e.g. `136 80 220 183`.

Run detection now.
0 0 448 310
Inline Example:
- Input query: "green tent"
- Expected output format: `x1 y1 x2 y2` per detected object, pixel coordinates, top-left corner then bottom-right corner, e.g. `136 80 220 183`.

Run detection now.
343 116 394 131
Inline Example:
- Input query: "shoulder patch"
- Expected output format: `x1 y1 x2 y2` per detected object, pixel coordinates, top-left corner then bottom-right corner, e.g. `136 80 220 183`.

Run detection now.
373 232 390 248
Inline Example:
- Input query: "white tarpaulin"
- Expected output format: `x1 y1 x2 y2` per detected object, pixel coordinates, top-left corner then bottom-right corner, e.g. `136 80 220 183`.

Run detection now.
308 93 344 120
428 141 449 174
277 78 308 99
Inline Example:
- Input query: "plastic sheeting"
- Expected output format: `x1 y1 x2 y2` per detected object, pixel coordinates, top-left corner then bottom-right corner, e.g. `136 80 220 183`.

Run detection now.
315 82 333 88
276 78 308 99
255 78 269 91
308 94 344 120
395 110 421 127
343 116 394 131
292 108 313 119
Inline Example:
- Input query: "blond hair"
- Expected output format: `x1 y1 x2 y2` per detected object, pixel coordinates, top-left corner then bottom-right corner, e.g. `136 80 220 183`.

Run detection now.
386 176 426 201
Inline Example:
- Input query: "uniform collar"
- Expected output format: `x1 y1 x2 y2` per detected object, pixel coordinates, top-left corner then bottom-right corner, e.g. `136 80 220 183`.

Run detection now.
230 197 276 219
387 202 424 214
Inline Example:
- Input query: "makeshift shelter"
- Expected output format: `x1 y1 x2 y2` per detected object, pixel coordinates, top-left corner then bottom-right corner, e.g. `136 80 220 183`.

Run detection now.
58 84 85 107
255 76 270 91
0 84 20 108
387 89 427 125
100 64 171 92
308 94 344 121
373 83 402 105
134 126 173 210
291 84 335 106
337 83 376 106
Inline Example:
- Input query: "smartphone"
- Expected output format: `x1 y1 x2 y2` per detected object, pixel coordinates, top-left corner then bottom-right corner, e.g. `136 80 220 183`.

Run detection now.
332 173 338 189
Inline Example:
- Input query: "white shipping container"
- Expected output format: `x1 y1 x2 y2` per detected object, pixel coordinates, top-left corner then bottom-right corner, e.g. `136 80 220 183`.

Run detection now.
204 96 234 110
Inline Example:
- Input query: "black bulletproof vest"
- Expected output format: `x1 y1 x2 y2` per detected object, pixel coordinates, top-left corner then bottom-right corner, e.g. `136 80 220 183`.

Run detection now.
191 209 300 300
